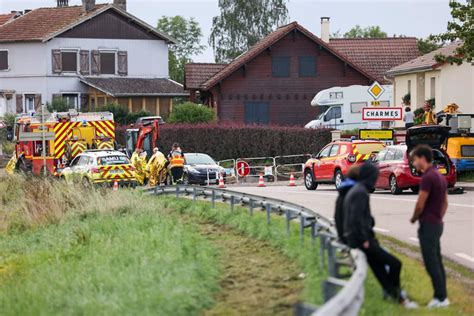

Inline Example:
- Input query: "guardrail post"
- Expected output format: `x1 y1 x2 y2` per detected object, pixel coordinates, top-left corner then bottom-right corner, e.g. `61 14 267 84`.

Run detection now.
211 190 216 209
193 187 197 201
300 216 305 245
320 235 326 268
286 210 291 235
176 186 180 198
248 199 253 216
327 243 337 277
266 203 271 224
311 222 316 247
230 195 235 212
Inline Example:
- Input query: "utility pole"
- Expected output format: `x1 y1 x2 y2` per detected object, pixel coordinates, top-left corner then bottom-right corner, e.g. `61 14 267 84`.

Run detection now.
41 102 47 177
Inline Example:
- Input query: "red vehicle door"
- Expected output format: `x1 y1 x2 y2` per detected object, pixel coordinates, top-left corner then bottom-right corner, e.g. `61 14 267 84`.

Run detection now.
379 149 396 188
313 145 332 180
375 148 388 188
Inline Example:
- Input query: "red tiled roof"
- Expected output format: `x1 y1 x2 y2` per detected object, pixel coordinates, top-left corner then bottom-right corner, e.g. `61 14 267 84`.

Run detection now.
387 41 462 75
0 13 15 26
0 4 174 43
329 37 420 83
200 22 377 90
184 63 227 89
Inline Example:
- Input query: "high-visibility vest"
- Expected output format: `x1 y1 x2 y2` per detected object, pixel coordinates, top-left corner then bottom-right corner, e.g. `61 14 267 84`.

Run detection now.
169 156 185 168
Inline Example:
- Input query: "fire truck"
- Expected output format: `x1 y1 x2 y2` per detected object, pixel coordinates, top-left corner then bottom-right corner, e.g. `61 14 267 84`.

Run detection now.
8 110 116 176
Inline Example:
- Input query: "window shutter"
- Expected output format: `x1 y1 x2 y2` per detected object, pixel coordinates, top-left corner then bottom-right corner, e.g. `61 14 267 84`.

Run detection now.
91 50 100 75
16 94 23 113
80 94 89 111
34 94 42 112
80 50 90 75
117 51 128 76
52 49 62 74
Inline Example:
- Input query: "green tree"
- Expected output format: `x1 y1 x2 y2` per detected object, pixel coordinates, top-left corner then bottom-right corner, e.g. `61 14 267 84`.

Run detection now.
209 0 289 63
168 102 215 124
344 25 387 38
46 98 70 113
430 0 473 64
157 16 205 83
417 38 442 54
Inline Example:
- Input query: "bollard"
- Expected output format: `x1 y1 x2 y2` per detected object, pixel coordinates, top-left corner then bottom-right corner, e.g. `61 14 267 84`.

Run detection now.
266 203 271 224
230 195 235 212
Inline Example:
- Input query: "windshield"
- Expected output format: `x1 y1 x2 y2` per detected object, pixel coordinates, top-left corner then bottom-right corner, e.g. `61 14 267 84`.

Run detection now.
184 154 216 165
98 155 130 166
354 143 385 155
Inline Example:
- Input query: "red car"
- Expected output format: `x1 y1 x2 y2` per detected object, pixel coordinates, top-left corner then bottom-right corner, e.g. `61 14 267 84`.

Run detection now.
374 125 456 194
304 139 385 190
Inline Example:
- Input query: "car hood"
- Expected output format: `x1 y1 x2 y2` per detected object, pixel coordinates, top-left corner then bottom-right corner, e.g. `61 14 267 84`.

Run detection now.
406 125 451 149
186 164 221 172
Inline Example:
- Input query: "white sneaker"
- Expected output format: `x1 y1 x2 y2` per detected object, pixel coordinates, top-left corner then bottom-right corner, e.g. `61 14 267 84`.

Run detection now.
427 298 450 308
402 299 419 309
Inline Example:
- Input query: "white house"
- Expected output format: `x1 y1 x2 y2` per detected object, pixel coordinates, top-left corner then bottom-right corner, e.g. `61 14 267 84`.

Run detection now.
386 41 474 115
0 0 188 117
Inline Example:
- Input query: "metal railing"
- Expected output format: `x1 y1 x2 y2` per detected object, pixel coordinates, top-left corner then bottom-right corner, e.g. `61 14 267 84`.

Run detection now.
146 185 367 316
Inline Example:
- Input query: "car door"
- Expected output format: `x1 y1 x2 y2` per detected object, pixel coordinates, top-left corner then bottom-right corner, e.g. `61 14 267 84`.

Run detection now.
374 148 388 188
327 144 340 178
313 145 332 180
380 149 396 188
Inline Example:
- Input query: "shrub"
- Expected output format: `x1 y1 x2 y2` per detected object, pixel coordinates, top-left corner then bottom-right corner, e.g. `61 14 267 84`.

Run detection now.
168 102 215 124
46 98 70 113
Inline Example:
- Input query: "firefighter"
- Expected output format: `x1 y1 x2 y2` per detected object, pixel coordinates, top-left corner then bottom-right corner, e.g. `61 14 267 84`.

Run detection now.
168 143 185 184
146 147 167 187
131 148 145 185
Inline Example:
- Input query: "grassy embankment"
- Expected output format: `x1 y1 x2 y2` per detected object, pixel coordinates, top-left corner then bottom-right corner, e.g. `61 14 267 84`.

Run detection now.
0 176 473 315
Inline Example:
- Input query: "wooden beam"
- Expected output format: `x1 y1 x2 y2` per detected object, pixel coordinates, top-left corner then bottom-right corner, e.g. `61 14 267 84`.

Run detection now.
156 97 160 115
142 97 146 111
128 97 132 112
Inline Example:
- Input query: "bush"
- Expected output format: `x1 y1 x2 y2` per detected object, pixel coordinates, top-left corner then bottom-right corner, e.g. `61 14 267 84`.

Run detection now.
155 124 331 160
168 102 215 124
46 98 70 113
99 103 150 126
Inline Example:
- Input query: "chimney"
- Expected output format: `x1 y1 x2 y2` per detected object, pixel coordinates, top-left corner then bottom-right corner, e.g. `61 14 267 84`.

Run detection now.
82 0 95 12
57 0 69 7
320 17 330 43
113 0 127 11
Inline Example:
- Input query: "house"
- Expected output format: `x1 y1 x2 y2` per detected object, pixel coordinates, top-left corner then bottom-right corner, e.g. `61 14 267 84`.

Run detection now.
0 0 188 118
387 41 474 115
184 18 419 126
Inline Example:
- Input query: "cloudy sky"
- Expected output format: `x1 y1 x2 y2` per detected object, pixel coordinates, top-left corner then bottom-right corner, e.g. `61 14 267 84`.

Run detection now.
0 0 452 62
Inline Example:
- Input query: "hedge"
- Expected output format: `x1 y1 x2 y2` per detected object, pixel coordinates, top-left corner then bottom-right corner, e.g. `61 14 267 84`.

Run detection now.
117 124 331 161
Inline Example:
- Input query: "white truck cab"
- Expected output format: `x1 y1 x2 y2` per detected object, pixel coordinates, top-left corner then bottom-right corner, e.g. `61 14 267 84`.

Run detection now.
305 84 393 130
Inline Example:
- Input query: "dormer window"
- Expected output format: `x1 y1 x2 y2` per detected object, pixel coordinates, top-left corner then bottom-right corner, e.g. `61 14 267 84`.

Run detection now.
0 50 8 70
61 51 78 72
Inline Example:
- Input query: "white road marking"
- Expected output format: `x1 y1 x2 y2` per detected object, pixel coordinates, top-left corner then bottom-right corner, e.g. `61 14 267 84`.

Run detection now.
374 227 390 233
409 237 419 242
455 253 474 263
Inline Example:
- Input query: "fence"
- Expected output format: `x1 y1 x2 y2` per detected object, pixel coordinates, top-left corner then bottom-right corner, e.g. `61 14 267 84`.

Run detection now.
147 185 367 316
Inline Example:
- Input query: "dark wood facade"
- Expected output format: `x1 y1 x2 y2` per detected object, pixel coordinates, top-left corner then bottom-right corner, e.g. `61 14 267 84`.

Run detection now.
199 30 373 126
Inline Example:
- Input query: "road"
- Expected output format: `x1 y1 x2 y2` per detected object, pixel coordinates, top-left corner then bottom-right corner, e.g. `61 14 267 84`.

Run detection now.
231 184 474 269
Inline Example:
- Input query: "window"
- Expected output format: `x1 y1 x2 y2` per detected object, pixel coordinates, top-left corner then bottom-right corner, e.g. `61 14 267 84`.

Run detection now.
376 149 387 162
329 145 339 157
272 56 290 77
61 51 77 72
407 80 411 94
0 50 8 70
24 94 35 112
100 52 116 75
324 107 342 121
461 145 474 157
350 102 367 113
339 144 349 154
430 77 436 99
329 92 343 100
395 150 404 160
384 149 395 161
318 145 331 158
62 94 79 109
298 56 316 77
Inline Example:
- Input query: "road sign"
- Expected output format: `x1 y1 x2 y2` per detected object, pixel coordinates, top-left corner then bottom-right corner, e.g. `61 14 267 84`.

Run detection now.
0 121 5 129
236 161 250 177
359 129 394 140
367 81 385 100
362 107 402 121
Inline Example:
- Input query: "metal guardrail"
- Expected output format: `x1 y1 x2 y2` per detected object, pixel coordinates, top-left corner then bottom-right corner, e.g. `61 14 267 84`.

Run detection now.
146 185 367 316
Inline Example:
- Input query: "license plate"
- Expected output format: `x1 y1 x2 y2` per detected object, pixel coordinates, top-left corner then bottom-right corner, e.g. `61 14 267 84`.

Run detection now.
109 169 124 175
438 167 447 175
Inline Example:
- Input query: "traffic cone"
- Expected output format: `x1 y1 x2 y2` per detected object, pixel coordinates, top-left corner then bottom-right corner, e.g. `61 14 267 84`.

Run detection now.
288 173 296 187
258 174 266 187
113 180 119 191
218 174 226 188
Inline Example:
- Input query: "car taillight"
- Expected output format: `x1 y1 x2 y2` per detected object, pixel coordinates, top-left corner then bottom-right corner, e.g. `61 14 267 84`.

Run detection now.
347 154 356 163
91 167 100 174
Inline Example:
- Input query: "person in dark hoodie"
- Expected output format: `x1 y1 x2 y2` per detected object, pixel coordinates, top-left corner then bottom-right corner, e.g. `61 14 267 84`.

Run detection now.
343 161 418 309
334 165 359 244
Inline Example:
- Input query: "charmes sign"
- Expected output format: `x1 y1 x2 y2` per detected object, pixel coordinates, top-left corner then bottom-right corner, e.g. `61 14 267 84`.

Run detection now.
362 107 403 121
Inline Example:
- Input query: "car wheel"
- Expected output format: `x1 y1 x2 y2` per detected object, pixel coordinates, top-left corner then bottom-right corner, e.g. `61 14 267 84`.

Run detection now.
334 169 344 190
410 186 419 194
304 169 318 190
389 175 402 195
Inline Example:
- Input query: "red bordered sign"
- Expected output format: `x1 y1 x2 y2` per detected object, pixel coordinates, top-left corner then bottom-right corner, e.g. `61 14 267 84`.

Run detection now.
362 107 403 121
236 161 250 177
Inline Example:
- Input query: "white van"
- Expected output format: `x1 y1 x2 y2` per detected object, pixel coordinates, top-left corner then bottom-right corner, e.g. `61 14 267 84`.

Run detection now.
305 84 393 130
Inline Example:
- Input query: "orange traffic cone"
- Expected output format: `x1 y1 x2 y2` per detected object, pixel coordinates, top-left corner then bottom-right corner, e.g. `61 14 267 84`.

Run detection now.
288 173 296 187
258 174 266 187
113 180 119 191
218 174 226 188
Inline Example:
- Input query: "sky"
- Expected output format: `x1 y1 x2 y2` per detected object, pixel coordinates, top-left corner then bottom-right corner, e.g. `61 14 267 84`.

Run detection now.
0 0 453 62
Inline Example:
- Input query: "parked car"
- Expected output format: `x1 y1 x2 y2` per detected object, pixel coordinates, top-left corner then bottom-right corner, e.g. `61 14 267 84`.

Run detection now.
304 139 385 190
180 153 225 185
374 125 456 194
60 150 137 187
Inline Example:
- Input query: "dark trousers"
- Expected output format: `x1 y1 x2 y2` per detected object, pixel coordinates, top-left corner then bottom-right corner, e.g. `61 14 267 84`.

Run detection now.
405 123 414 129
362 239 402 299
170 167 184 183
418 222 447 300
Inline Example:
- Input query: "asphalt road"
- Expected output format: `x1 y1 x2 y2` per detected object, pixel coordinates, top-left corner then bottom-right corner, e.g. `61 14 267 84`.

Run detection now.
231 184 474 269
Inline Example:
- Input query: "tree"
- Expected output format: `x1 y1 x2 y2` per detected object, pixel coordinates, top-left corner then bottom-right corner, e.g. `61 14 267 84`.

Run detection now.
157 16 205 83
417 38 442 54
430 0 473 64
168 102 215 124
344 25 387 38
209 0 289 63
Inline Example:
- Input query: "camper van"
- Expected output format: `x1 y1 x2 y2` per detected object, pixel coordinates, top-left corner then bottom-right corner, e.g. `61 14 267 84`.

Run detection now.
305 84 393 130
